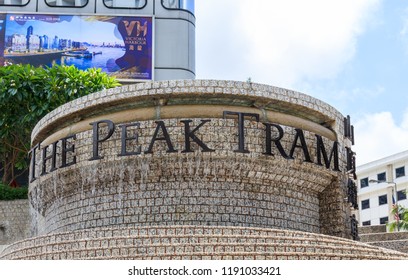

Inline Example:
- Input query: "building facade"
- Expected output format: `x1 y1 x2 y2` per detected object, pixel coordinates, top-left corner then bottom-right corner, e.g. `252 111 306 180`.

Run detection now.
357 151 408 227
0 0 196 82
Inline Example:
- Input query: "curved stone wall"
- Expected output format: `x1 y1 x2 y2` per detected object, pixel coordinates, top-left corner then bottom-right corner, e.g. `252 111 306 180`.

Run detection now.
2 80 407 260
27 80 354 239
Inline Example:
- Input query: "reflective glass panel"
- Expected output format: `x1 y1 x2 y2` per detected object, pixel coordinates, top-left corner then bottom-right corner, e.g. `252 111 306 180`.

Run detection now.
46 0 88 7
162 0 194 14
103 0 146 8
0 0 29 6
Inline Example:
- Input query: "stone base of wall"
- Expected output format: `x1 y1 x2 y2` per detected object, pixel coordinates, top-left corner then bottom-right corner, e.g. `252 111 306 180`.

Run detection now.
1 226 407 260
360 230 408 254
364 240 408 254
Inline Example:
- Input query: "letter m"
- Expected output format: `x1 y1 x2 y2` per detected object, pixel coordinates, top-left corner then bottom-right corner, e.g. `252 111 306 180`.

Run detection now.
316 135 340 171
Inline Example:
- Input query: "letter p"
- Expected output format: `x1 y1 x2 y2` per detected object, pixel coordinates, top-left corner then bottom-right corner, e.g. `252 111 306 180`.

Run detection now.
89 120 115 160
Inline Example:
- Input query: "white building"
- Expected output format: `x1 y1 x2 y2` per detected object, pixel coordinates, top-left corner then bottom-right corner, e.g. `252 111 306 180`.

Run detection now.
357 151 408 227
11 34 26 52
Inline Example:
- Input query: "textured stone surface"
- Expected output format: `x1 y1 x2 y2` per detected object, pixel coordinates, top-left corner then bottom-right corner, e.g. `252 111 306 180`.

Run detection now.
1 226 407 260
360 230 408 254
359 225 387 234
361 231 408 242
364 239 408 254
30 123 337 236
0 200 30 245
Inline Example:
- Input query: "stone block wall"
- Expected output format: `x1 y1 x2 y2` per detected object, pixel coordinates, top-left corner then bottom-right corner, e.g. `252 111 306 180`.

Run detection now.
2 226 408 260
28 80 355 239
367 239 408 253
30 119 338 236
360 229 408 253
359 225 387 234
0 200 30 246
2 80 407 260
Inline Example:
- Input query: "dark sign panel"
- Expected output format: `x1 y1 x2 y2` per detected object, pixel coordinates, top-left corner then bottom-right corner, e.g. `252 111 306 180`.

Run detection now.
1 14 153 81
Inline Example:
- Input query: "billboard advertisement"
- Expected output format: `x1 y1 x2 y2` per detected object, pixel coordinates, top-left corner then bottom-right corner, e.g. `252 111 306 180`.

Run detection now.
0 14 153 81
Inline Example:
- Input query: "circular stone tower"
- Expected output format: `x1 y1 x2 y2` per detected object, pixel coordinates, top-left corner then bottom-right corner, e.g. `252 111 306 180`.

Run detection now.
1 80 407 260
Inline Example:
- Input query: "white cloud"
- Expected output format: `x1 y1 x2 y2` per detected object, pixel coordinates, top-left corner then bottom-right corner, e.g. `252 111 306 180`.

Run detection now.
354 111 408 166
195 1 249 81
196 0 380 88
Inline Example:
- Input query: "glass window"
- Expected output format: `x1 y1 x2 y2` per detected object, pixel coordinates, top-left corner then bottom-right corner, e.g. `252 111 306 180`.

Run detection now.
0 0 29 6
378 194 387 205
362 221 371 226
162 0 177 8
397 190 407 201
360 177 369 188
162 0 195 14
46 0 88 7
103 0 146 8
396 166 405 178
377 172 386 182
361 199 370 210
379 217 388 225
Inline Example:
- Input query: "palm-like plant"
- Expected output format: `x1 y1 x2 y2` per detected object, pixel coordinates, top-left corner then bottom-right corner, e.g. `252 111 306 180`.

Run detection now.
388 205 408 232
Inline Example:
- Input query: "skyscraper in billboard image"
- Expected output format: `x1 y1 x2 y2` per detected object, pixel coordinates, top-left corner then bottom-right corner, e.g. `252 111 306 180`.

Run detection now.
1 14 153 81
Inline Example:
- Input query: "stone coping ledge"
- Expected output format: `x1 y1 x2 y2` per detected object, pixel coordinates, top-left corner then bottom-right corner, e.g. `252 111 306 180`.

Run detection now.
31 80 345 145
360 231 408 242
359 225 387 234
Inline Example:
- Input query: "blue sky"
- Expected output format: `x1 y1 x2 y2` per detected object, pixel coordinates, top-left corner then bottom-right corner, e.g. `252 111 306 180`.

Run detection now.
195 0 408 165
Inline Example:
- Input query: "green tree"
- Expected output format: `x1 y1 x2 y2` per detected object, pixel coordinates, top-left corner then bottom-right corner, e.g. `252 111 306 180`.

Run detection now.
0 64 120 185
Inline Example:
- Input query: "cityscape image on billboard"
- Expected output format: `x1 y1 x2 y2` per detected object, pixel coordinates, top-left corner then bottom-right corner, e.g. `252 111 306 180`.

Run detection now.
0 14 153 80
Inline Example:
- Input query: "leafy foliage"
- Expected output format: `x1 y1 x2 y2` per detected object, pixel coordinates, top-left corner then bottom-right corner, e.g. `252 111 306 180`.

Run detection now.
0 64 120 186
388 204 408 232
0 183 28 200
